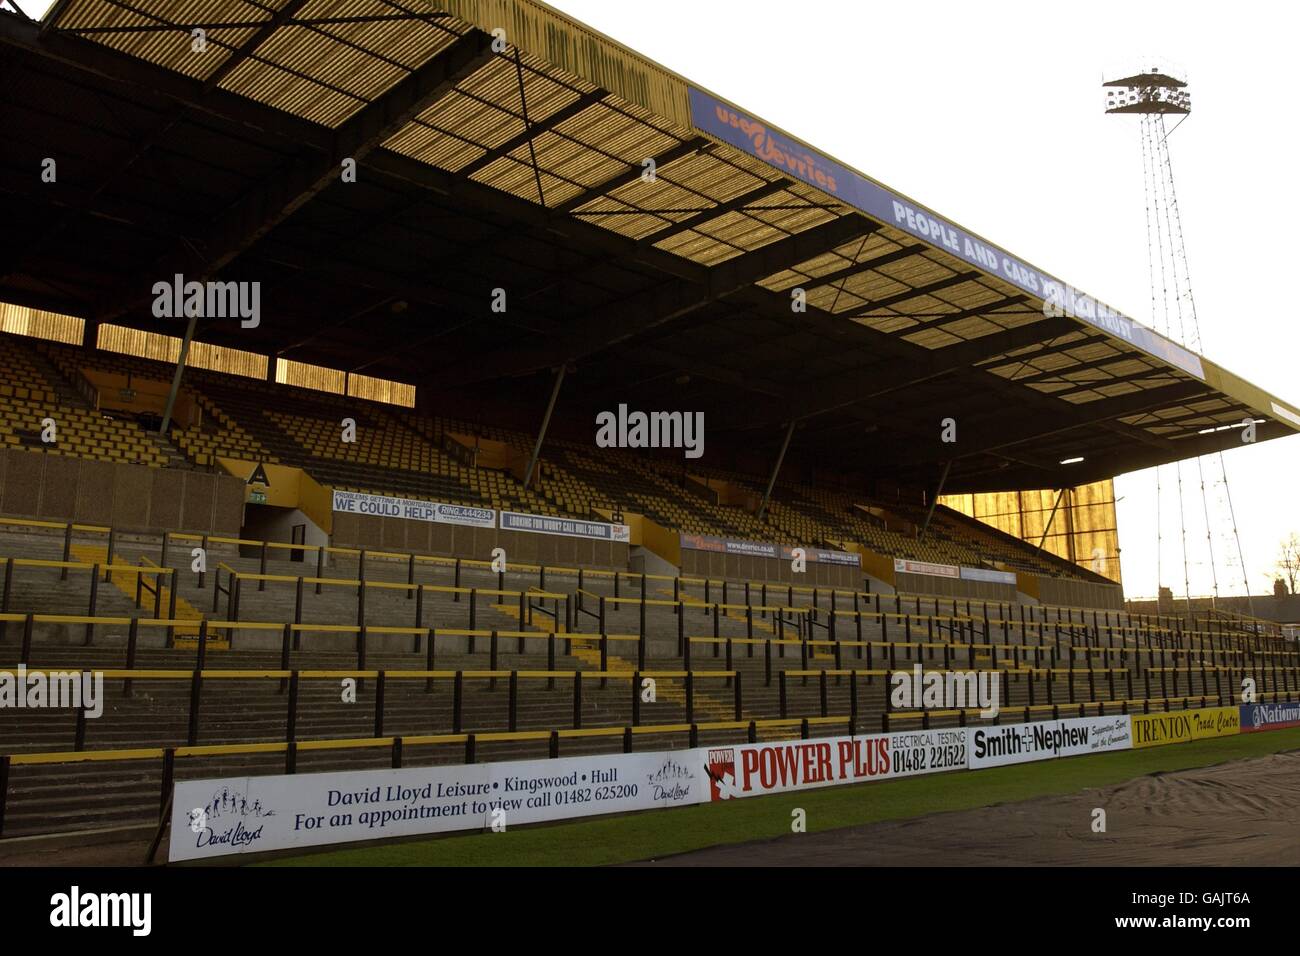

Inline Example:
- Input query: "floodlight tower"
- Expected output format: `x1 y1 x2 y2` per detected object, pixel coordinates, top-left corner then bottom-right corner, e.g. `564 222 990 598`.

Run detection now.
1103 67 1252 616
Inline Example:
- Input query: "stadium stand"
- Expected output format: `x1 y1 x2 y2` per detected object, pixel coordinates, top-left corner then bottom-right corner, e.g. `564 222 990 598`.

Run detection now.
2 0 1299 860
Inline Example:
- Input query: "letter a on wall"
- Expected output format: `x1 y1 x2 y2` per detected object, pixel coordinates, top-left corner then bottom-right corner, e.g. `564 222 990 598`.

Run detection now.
247 463 271 487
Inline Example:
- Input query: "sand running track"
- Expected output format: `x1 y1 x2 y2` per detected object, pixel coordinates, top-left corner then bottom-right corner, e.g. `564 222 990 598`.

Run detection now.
633 750 1300 866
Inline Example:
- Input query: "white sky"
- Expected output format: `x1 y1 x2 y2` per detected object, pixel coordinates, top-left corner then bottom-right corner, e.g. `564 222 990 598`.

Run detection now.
17 0 1298 596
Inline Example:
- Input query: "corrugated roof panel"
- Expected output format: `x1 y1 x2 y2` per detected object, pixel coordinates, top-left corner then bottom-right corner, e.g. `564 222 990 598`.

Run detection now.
853 314 917 335
700 219 786 256
526 130 613 185
562 110 668 161
383 119 484 170
664 234 744 266
59 0 270 80
219 2 471 127
807 287 869 314
473 160 570 204
904 327 964 350
904 316 999 347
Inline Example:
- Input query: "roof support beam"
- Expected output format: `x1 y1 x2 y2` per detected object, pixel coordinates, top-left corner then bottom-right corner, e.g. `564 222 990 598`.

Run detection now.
429 214 874 386
1122 404 1250 431
1003 352 1146 385
456 88 607 180
1028 421 1296 489
555 137 709 214
803 243 928 290
637 177 793 246
757 421 796 522
523 365 566 489
975 332 1114 367
741 316 1083 428
843 270 981 318
38 0 71 35
918 459 952 541
891 380 1212 468
1047 369 1179 400
1036 488 1067 549
889 294 1029 335
158 313 198 434
96 27 495 320
202 0 311 92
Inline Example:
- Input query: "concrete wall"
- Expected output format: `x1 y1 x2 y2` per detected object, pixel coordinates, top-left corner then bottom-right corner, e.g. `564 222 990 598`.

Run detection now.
678 549 860 588
1036 576 1124 611
893 570 1019 603
0 449 243 535
330 511 629 569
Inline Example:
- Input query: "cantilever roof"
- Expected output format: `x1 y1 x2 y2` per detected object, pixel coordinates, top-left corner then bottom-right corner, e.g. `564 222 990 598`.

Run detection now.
0 0 1296 492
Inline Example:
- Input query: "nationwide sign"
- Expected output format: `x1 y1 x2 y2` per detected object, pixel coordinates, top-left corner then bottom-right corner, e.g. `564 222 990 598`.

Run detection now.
680 533 860 566
688 86 1205 381
499 511 630 543
332 490 495 528
1239 700 1300 732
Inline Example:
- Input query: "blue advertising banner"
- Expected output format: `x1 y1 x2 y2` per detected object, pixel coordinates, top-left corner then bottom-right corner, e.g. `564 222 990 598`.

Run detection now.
688 87 1204 380
1239 700 1300 732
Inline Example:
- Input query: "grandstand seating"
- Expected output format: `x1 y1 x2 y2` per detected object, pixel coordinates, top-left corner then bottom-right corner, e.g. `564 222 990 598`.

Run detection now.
0 338 167 468
0 518 1294 840
0 333 1104 581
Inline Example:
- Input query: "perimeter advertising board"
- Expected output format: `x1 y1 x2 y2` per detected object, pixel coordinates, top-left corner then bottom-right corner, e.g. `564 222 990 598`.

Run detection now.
1239 700 1300 732
894 558 960 579
701 728 966 801
1130 706 1240 748
499 511 630 543
332 490 495 528
680 532 859 566
968 715 1132 769
170 749 702 862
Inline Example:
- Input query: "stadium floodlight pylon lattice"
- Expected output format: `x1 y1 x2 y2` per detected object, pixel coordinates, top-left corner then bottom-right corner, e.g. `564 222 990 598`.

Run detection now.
1104 66 1251 614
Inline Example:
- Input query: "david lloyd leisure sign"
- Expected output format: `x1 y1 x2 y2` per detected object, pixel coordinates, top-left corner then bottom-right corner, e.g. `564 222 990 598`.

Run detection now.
170 749 702 861
687 87 1204 381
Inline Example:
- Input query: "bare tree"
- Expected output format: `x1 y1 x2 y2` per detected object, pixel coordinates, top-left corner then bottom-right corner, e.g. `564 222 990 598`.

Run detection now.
1277 533 1300 594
